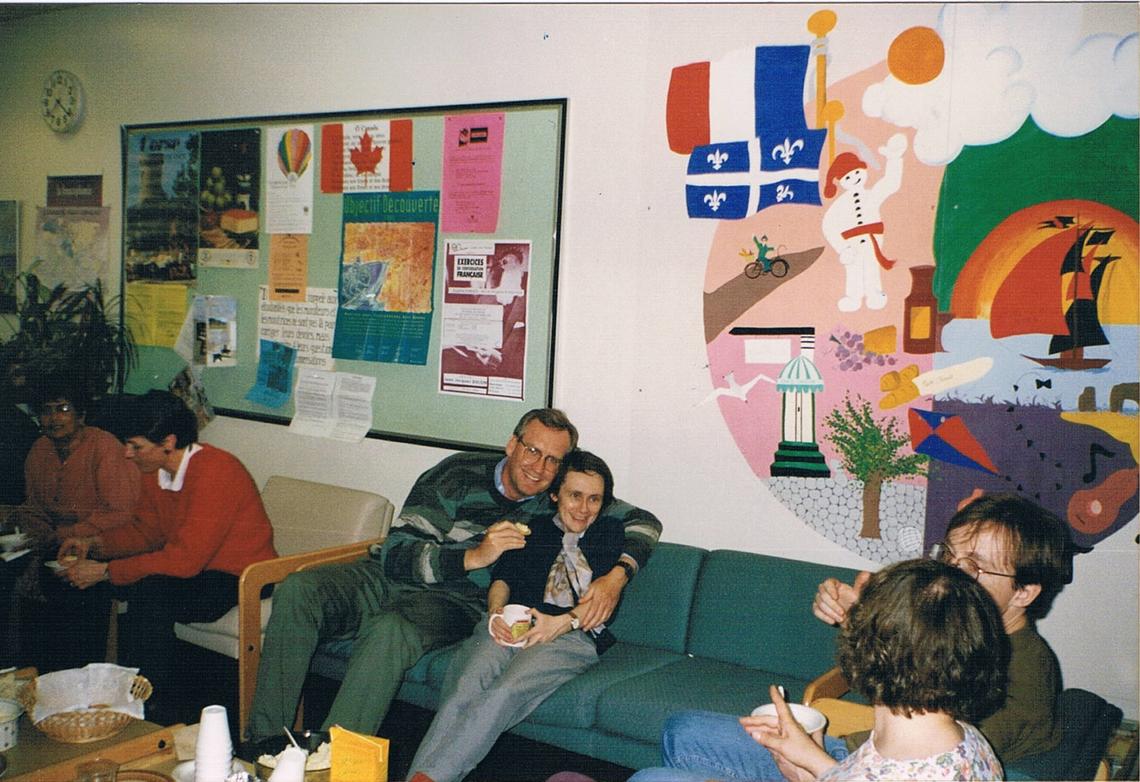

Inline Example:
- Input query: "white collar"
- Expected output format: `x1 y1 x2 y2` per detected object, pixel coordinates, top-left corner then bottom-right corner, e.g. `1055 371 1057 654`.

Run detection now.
158 443 202 491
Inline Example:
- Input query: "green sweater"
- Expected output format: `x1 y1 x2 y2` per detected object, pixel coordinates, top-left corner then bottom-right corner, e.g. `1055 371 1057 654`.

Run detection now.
844 626 1061 763
373 451 662 604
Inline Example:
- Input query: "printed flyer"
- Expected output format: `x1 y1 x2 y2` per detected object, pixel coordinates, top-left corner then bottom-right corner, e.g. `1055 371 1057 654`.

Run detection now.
439 239 530 399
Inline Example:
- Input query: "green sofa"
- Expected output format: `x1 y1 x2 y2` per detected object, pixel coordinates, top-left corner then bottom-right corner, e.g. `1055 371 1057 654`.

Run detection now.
310 542 862 770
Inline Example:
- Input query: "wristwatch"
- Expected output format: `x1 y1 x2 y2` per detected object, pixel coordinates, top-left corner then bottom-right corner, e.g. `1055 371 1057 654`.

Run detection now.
616 560 636 581
568 610 581 630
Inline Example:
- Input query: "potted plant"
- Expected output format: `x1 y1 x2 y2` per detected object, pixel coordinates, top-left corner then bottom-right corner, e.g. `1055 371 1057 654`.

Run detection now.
0 271 137 402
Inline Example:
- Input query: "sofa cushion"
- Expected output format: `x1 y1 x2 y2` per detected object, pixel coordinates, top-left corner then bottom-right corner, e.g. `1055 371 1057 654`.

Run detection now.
687 550 858 678
609 543 705 653
593 656 818 745
527 642 686 730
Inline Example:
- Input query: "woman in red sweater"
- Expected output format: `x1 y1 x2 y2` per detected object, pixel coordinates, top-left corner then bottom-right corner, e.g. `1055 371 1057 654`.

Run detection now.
60 390 276 721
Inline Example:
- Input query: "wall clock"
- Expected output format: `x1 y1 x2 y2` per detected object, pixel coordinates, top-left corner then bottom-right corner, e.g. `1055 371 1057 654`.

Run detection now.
41 69 85 133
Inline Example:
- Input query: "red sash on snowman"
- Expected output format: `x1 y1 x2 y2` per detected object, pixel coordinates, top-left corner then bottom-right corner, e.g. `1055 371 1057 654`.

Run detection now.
841 222 895 270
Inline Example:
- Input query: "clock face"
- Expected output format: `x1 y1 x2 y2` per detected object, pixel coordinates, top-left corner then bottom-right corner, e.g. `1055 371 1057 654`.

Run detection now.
41 70 84 133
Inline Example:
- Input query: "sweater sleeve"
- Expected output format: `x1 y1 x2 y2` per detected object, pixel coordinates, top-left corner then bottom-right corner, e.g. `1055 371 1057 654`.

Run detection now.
98 479 166 559
379 455 502 586
605 497 662 571
106 451 259 585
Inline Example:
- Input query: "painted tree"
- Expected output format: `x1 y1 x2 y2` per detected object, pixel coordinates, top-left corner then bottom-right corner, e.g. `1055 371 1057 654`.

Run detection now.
823 394 927 539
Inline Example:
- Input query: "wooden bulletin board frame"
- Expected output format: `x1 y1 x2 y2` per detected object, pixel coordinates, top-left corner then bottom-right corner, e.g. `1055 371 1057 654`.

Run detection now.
121 99 566 451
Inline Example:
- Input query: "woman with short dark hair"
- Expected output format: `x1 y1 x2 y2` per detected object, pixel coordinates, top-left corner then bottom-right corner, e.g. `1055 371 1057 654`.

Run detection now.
59 390 276 721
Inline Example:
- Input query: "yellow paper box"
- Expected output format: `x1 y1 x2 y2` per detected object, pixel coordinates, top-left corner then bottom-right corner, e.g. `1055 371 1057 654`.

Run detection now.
331 724 389 782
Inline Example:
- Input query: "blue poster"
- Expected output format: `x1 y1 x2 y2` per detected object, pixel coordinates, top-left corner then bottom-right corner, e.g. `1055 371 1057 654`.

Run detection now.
331 191 440 364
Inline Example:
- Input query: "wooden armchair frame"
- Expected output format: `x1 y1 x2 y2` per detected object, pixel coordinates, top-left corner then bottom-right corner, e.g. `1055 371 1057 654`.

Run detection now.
236 539 378 740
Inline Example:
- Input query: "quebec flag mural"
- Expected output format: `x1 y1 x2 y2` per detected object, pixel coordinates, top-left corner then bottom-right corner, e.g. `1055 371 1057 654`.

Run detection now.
669 45 826 220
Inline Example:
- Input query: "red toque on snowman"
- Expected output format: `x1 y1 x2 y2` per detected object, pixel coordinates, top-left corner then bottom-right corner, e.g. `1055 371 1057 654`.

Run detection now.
823 152 867 198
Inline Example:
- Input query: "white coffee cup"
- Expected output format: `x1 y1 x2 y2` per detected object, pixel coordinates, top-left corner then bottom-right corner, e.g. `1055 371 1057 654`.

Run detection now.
751 702 827 734
488 604 532 647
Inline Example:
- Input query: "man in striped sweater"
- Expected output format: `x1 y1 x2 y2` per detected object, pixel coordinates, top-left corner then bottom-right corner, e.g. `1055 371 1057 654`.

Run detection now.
247 408 661 742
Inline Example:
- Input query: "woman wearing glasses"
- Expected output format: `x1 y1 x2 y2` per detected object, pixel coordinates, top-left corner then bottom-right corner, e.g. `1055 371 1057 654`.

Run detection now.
405 450 625 782
13 377 139 672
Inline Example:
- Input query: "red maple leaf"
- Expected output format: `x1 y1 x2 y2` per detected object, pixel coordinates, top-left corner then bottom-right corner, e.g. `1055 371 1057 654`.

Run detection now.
350 130 384 176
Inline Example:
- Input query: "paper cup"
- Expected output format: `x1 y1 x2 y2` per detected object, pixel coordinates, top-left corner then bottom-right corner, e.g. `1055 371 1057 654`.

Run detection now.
488 604 531 647
750 702 827 734
194 704 233 781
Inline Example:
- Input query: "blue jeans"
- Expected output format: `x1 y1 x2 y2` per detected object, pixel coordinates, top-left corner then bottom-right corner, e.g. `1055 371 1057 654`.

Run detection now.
627 710 849 782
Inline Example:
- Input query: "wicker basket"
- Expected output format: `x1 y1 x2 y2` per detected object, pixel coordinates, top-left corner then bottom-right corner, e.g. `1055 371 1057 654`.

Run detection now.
19 674 152 743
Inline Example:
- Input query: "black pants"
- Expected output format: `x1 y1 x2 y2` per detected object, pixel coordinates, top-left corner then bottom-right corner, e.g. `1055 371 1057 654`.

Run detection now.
18 563 113 673
120 571 238 700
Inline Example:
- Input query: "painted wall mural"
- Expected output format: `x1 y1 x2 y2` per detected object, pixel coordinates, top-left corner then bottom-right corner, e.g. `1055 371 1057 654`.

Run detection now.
670 4 1139 562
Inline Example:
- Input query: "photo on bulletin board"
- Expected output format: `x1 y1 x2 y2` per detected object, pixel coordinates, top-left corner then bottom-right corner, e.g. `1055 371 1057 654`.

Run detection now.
121 99 566 451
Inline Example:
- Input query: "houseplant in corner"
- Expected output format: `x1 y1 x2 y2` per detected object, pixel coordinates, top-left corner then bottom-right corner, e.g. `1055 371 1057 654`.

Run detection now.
0 271 137 402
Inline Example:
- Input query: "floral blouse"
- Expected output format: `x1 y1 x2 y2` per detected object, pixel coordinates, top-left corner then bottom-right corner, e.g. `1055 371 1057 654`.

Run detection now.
817 722 1003 781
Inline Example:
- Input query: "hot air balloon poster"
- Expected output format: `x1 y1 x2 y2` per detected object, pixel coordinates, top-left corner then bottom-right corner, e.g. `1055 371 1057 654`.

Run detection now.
265 125 314 234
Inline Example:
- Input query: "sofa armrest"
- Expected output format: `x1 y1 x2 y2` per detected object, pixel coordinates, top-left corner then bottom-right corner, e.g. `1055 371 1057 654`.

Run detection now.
237 539 377 739
802 666 851 705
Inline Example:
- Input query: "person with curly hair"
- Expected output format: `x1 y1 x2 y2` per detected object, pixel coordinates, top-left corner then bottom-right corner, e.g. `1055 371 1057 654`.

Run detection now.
751 558 1007 780
631 493 1067 781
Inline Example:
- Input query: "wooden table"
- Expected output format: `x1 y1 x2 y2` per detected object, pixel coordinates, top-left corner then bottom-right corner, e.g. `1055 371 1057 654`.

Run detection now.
4 718 180 781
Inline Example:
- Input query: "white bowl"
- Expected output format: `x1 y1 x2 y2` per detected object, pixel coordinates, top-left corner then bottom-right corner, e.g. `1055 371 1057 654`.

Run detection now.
751 702 827 734
488 604 532 647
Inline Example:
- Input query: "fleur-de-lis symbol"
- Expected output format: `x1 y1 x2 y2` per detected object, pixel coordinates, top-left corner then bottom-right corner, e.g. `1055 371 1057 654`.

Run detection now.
707 148 729 170
704 190 728 211
771 137 804 165
776 184 794 202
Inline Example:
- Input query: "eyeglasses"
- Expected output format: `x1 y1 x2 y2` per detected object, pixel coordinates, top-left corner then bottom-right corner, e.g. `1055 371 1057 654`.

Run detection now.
516 437 564 472
928 541 1016 581
39 402 73 416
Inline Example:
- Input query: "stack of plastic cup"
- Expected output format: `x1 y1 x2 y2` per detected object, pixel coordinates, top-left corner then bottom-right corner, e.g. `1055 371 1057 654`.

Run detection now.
194 704 233 782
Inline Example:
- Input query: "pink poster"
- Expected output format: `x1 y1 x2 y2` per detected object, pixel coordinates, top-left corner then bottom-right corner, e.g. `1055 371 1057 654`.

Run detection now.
441 113 505 233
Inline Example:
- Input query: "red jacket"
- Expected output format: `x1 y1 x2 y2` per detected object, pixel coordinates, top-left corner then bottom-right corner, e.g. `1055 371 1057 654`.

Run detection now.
104 444 277 585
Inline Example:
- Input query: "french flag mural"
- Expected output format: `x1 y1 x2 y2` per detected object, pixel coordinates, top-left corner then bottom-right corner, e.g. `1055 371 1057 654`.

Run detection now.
669 45 826 219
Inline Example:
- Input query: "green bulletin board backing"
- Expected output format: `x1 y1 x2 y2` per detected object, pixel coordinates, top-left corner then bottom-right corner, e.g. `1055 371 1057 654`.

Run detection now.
122 99 566 451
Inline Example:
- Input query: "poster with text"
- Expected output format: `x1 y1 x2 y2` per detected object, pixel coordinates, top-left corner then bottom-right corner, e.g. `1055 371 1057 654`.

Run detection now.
439 239 529 399
265 125 314 234
198 127 261 269
124 130 200 283
332 192 439 365
320 119 413 193
441 112 505 233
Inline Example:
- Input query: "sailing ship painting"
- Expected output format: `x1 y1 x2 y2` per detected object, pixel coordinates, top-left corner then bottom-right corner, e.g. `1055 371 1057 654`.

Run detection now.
989 220 1117 371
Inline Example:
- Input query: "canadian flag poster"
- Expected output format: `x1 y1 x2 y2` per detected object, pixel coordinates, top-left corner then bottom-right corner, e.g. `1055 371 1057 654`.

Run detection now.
321 119 413 194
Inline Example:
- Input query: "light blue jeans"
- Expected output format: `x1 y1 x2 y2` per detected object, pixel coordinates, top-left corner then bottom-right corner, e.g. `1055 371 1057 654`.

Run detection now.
628 709 849 781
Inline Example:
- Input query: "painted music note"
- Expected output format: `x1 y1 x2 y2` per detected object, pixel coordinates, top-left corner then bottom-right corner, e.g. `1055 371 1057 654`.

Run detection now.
1082 442 1116 483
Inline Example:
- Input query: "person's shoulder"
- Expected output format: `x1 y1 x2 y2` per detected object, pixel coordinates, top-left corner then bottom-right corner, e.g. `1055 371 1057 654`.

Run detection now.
85 425 125 449
1010 625 1057 662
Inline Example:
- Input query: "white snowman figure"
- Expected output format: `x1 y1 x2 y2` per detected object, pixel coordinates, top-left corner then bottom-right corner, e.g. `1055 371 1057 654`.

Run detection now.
821 133 908 312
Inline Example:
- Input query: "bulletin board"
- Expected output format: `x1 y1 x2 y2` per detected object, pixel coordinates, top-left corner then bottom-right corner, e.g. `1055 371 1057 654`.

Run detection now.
120 99 566 451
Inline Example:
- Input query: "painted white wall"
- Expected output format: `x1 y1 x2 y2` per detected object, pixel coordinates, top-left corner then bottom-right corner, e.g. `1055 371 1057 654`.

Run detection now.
2 3 1136 719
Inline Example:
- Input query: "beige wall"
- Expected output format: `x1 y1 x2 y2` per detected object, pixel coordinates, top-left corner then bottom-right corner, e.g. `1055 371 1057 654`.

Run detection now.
2 3 1136 719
